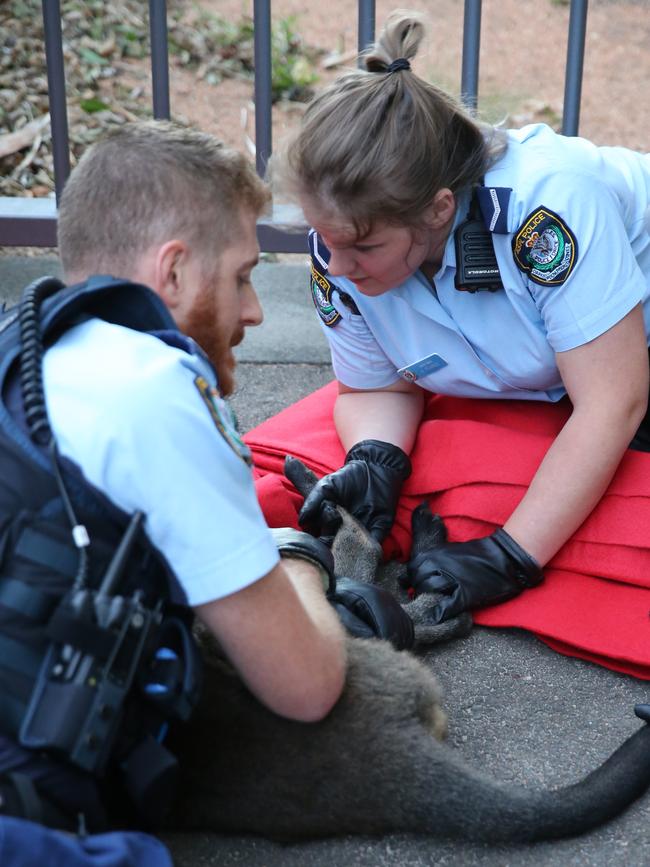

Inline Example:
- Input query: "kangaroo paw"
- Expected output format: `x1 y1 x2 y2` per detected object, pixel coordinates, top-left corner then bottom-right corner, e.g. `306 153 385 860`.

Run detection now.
410 502 448 557
332 510 383 584
283 454 319 498
405 594 473 646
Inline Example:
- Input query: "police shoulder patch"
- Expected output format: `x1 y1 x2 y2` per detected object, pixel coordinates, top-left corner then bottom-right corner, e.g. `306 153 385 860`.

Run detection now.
194 375 252 466
512 206 578 286
310 258 341 328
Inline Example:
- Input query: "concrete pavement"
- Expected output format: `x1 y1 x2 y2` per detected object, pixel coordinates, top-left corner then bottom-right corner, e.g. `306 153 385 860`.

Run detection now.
1 253 649 867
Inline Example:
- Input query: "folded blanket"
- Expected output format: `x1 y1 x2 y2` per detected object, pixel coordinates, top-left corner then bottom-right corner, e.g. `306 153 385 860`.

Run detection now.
245 381 650 679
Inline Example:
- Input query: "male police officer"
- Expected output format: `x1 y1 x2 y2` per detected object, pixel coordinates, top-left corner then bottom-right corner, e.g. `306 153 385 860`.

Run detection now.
0 121 411 834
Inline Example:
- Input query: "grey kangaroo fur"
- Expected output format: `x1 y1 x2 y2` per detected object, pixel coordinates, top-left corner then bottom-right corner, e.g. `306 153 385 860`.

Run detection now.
168 456 650 843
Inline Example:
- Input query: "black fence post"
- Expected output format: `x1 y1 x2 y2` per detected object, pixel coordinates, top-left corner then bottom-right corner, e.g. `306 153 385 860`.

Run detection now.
358 0 376 59
460 0 481 112
254 0 273 177
562 0 588 135
41 0 70 201
149 0 171 120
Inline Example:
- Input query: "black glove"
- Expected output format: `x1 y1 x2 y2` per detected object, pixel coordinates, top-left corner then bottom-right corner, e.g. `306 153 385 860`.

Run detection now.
329 578 414 651
298 440 412 543
405 528 543 623
270 527 335 593
270 529 414 650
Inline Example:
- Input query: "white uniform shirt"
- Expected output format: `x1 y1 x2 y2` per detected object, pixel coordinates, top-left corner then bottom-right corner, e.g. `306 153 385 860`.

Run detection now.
43 318 279 606
312 124 650 401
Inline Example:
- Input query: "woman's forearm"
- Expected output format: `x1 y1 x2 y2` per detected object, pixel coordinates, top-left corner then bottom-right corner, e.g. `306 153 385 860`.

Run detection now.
506 304 649 566
503 408 640 566
333 385 424 453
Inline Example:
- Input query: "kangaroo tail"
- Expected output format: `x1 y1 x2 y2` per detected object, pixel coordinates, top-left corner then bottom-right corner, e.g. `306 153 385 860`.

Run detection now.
404 710 650 842
172 646 650 844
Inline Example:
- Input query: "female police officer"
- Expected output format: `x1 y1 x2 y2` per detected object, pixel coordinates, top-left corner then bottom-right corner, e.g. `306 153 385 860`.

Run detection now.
275 9 650 623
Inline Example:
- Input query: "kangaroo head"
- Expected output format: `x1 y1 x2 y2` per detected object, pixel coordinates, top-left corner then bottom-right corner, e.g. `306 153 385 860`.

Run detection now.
283 455 472 647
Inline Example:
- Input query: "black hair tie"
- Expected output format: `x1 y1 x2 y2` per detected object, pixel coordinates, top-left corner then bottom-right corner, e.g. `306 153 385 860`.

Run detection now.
386 58 411 74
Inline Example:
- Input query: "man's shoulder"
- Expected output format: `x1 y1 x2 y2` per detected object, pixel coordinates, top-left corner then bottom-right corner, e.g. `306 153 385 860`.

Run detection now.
44 315 247 485
55 317 195 372
46 317 210 421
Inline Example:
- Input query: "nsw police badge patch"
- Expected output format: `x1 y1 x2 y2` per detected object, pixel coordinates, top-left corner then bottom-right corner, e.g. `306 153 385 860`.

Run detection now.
512 206 578 285
310 262 341 328
194 375 252 466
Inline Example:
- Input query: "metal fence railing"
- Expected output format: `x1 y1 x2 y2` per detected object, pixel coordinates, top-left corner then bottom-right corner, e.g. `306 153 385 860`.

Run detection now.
0 0 589 252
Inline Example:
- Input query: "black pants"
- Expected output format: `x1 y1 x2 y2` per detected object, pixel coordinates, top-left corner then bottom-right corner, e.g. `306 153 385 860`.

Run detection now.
0 772 80 831
0 733 108 832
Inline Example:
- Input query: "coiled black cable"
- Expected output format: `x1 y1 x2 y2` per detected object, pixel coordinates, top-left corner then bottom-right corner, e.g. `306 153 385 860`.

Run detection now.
18 276 89 586
19 276 63 446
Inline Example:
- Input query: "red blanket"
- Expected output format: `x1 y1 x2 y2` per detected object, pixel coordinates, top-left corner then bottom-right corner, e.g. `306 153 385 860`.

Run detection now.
245 381 650 679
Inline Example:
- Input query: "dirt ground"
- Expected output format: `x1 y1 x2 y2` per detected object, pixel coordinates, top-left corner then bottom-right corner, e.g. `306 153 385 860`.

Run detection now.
165 0 649 159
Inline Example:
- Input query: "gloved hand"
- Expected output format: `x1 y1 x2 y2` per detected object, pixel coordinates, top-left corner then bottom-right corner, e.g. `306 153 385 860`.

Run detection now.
329 578 414 651
298 439 412 543
270 527 335 593
405 528 543 623
270 529 414 650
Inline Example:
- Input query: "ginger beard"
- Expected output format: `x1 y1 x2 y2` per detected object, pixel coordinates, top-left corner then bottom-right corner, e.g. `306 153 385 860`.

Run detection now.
183 282 241 398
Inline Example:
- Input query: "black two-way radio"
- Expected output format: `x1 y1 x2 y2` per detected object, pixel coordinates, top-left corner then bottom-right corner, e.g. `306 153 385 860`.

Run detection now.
453 190 503 293
19 510 164 774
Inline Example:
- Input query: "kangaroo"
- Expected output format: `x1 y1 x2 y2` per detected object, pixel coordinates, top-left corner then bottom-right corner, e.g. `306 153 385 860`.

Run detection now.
290 457 474 649
168 456 650 844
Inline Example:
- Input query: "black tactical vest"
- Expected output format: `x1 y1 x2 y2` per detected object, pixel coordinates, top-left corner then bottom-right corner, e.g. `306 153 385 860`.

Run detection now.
0 275 202 827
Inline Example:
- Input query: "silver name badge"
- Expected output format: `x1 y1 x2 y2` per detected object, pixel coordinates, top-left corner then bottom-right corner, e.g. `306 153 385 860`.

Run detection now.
397 352 448 383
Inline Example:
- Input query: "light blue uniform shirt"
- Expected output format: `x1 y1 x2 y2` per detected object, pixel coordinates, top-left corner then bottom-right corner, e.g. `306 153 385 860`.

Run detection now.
43 318 279 607
312 124 650 402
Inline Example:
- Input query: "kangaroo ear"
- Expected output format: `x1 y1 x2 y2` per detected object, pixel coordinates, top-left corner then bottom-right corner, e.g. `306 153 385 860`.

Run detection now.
284 455 319 499
410 502 447 556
